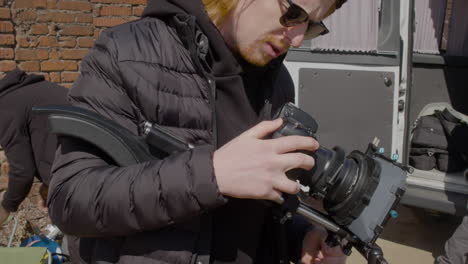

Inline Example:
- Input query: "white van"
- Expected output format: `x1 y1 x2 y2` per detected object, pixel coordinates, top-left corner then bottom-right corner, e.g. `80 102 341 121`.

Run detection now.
285 0 468 216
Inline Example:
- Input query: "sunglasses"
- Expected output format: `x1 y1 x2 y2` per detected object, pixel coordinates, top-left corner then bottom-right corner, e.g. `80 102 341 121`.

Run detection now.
279 0 330 40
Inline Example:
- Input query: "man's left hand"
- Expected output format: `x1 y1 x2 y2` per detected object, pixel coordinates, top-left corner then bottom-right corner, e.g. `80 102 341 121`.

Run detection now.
301 226 347 264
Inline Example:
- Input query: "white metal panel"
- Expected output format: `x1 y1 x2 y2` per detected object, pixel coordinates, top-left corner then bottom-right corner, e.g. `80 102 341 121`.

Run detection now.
307 0 380 52
413 0 447 54
447 0 468 56
284 61 401 158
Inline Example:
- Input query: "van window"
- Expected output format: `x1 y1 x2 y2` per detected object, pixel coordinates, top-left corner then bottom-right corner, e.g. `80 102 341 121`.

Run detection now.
304 0 380 53
413 0 446 54
414 0 468 57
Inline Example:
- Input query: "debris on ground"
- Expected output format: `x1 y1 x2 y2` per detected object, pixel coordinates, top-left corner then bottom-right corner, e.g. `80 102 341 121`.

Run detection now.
0 151 52 247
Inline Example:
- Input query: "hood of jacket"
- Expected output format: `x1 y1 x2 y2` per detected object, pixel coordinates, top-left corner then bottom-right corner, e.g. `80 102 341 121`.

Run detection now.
142 0 244 78
0 69 45 98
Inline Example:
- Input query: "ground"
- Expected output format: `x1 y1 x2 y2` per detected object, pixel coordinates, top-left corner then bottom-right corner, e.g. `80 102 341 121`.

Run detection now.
0 151 52 247
348 205 462 264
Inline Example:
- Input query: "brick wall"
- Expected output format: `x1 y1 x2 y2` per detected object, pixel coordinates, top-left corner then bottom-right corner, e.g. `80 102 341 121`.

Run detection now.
0 0 147 88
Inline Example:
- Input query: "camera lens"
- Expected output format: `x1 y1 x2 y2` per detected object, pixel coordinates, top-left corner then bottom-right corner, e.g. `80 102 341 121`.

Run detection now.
298 146 380 225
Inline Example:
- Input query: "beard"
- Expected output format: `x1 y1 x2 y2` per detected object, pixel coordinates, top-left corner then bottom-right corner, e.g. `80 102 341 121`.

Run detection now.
238 35 289 67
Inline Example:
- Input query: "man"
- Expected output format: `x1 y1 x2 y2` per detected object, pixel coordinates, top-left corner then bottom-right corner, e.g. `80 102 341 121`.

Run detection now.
48 0 348 263
0 69 68 225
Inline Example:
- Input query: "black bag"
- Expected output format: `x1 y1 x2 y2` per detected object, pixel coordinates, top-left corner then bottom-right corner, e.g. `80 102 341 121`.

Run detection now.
410 108 468 172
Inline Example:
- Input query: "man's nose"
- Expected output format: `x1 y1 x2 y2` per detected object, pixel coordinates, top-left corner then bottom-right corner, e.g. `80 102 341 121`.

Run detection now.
285 24 307 48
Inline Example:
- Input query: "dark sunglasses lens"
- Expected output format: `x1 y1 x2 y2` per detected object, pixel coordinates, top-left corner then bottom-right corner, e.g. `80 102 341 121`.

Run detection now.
304 22 329 40
280 4 309 27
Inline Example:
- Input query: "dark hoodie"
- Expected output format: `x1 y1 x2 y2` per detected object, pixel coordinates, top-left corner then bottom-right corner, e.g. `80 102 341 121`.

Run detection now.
146 1 298 263
0 69 68 212
143 1 301 263
46 0 301 263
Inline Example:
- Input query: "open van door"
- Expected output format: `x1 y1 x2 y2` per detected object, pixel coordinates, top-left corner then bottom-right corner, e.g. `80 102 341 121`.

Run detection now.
284 0 468 215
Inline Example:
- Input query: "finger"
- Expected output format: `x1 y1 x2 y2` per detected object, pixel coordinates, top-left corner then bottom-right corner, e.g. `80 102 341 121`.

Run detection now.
244 118 283 139
320 256 347 264
300 253 314 264
280 152 315 171
316 250 325 260
272 176 300 194
265 189 283 202
270 135 319 154
321 242 345 257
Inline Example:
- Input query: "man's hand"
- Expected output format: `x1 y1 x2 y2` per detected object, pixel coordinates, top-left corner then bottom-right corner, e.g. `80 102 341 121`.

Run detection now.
213 118 319 201
301 226 347 264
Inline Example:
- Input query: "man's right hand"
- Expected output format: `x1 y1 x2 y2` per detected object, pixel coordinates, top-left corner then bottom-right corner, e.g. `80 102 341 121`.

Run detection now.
213 118 319 201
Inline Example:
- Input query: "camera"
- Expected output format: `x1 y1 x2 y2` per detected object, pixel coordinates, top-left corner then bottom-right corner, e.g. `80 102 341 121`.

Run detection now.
272 103 410 263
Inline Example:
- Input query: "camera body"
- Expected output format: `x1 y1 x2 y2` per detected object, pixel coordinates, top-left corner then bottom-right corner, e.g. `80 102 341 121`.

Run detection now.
272 103 408 246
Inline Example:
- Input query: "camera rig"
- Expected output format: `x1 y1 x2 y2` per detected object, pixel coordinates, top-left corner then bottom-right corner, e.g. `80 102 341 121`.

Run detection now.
33 104 411 264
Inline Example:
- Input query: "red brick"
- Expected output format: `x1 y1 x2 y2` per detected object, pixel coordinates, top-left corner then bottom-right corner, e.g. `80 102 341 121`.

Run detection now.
77 37 94 48
100 6 131 16
130 0 147 4
60 25 93 36
133 6 144 17
0 61 16 72
94 29 102 39
0 34 14 46
61 83 73 89
41 60 78 71
15 10 38 21
58 37 76 48
93 17 127 28
38 12 92 23
47 0 57 9
17 36 29 47
60 49 88 60
0 21 13 33
17 36 39 48
16 49 49 61
31 24 49 35
61 71 79 82
76 13 93 23
0 8 10 19
91 0 146 4
13 0 47 8
49 49 59 59
19 61 40 72
38 36 58 47
0 48 14 59
50 72 60 82
57 1 92 11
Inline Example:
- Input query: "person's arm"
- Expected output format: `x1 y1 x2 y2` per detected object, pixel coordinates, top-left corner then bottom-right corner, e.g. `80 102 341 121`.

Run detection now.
48 30 227 238
1 130 37 213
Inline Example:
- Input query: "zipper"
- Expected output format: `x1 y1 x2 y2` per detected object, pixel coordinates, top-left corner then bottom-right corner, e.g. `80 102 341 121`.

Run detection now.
206 76 217 148
174 15 218 148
